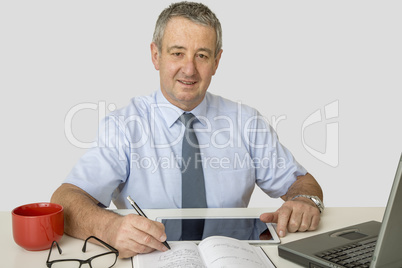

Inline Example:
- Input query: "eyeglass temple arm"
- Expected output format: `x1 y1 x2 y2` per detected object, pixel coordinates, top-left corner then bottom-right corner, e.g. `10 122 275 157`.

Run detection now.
82 236 119 254
46 241 63 265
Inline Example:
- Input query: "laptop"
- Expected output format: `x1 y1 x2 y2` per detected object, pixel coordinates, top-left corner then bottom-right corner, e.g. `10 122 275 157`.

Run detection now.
278 154 402 268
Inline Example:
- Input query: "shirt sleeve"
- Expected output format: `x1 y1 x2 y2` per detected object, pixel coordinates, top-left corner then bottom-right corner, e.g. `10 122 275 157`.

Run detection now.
247 112 307 198
64 115 130 207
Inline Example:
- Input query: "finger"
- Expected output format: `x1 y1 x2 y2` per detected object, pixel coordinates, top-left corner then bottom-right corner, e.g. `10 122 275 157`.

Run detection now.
259 212 278 223
132 216 167 241
276 207 292 237
111 222 156 257
287 208 304 233
289 201 321 232
117 236 157 258
297 212 311 232
260 212 286 236
112 214 168 256
308 213 320 231
116 241 146 259
130 216 168 251
128 226 165 251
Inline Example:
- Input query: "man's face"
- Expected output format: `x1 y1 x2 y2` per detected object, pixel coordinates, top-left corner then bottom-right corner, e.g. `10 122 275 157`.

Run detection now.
151 17 222 111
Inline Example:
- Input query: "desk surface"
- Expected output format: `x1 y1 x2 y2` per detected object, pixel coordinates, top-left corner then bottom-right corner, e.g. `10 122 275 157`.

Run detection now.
2 207 384 268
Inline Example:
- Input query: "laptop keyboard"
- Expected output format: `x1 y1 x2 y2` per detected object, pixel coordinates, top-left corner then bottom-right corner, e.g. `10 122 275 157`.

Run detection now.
315 238 377 268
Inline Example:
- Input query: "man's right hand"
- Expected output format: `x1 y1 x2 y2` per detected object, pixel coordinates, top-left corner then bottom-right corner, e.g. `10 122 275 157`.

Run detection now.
106 214 169 258
51 183 169 258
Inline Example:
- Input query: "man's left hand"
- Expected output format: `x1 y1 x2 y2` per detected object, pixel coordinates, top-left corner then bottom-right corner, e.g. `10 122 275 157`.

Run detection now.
260 199 321 237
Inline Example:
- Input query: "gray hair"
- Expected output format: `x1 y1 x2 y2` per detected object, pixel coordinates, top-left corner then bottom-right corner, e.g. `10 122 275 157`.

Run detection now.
152 1 222 58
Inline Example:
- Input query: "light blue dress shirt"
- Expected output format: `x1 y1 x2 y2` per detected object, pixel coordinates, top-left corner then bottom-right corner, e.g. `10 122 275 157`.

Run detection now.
65 90 307 209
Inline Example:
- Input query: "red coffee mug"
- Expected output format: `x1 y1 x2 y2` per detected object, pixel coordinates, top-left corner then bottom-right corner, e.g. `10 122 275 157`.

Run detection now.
12 202 64 251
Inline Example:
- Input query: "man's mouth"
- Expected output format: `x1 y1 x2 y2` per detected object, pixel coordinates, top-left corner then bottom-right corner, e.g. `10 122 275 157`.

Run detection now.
178 80 197 85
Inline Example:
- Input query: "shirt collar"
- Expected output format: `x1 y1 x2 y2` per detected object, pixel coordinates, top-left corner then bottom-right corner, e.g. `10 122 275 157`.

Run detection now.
155 89 208 128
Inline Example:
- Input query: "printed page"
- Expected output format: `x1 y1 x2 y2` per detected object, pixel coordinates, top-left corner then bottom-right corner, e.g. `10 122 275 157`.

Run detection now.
133 242 206 268
198 236 275 268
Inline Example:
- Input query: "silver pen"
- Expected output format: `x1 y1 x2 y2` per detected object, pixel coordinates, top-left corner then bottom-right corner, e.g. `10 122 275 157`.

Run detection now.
126 196 171 250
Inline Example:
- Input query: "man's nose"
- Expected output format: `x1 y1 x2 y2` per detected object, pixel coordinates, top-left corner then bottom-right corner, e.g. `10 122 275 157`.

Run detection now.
181 57 197 76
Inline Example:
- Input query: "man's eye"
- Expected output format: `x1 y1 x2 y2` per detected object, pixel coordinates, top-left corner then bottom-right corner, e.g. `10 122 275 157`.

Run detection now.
198 54 207 59
173 53 182 57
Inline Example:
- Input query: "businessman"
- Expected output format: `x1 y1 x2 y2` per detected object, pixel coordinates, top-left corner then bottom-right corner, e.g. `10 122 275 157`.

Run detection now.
52 2 323 258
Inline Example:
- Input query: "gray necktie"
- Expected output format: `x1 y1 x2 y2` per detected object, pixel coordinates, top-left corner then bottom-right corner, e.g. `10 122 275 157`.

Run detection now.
180 113 207 208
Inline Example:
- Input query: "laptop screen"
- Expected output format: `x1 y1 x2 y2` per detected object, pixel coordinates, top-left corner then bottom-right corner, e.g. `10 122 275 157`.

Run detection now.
371 155 402 267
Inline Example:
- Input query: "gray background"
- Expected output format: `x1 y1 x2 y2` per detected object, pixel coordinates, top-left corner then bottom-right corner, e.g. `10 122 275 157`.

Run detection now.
1 0 401 211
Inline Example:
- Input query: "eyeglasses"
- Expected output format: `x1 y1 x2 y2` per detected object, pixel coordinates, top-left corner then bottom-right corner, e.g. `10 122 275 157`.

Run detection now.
46 236 119 268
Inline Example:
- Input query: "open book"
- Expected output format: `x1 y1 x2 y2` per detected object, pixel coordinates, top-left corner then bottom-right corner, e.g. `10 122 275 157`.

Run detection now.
133 236 276 268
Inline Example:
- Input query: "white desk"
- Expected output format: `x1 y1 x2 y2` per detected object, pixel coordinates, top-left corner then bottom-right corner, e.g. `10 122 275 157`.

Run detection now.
2 207 384 268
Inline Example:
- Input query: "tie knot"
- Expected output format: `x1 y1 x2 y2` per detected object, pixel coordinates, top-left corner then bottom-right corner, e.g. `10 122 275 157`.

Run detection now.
180 113 196 128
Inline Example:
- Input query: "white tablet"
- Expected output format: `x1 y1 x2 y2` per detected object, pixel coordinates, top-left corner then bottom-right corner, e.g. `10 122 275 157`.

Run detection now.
156 216 280 244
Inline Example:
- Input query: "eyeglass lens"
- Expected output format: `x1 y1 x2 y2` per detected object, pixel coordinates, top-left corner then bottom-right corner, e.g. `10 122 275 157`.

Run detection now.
50 253 116 268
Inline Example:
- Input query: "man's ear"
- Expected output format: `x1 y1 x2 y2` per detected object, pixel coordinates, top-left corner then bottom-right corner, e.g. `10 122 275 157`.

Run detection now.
150 42 160 70
212 49 223 76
